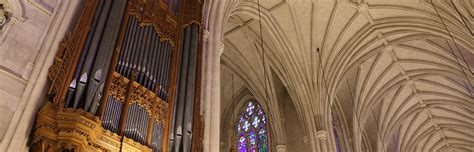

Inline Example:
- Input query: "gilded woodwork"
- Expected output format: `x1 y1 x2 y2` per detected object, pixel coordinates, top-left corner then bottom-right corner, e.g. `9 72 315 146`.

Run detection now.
110 72 129 102
31 102 153 152
109 71 168 121
128 0 178 45
182 0 204 27
129 82 154 114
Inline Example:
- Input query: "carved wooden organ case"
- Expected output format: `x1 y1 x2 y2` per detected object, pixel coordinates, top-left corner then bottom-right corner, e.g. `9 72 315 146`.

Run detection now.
31 0 204 151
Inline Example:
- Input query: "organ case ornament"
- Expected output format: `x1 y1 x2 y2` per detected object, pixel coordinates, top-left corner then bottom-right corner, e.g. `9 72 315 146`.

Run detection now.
129 0 178 44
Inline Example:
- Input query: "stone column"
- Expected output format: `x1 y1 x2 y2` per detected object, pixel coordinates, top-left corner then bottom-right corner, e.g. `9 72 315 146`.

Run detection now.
317 130 328 152
276 145 287 152
228 128 235 151
201 0 228 151
202 27 225 152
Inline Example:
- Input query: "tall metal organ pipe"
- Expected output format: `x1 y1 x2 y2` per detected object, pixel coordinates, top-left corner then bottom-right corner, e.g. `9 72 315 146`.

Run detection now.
171 24 200 152
64 0 127 114
65 0 104 108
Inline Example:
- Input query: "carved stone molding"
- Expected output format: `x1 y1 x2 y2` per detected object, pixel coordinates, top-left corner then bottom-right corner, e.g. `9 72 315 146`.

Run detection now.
0 3 9 29
316 130 328 140
27 0 55 15
276 145 287 152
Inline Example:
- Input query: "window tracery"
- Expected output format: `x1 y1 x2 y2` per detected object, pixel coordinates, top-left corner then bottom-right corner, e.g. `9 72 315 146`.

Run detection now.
236 101 268 152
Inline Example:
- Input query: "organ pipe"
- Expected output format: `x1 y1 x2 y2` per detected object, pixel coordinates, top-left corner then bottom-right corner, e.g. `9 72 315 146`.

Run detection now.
171 23 200 152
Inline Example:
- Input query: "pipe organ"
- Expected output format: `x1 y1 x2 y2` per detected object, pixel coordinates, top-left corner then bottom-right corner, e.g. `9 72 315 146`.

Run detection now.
30 0 204 151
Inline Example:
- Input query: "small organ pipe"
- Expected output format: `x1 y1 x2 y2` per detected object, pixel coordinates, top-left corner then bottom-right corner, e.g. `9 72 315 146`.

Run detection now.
109 98 115 131
134 104 140 140
117 17 134 74
154 40 165 94
137 105 142 141
142 27 153 86
150 39 161 91
121 17 137 76
130 103 137 139
140 107 145 143
138 106 142 142
136 27 148 84
149 31 158 89
159 41 168 95
114 100 122 133
136 26 147 76
110 98 115 131
140 27 150 87
131 18 142 76
135 104 140 141
146 32 157 89
124 17 136 76
144 27 154 86
125 19 140 77
147 31 158 89
141 107 147 143
163 42 173 99
159 42 171 99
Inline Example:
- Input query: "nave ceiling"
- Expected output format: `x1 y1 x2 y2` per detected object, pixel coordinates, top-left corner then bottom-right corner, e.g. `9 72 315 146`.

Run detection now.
219 0 474 151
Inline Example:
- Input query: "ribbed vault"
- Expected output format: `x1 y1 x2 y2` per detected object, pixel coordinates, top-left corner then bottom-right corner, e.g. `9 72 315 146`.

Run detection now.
218 0 473 151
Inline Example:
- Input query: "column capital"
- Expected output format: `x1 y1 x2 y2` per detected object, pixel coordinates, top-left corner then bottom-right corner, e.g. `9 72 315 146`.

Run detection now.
276 145 287 152
303 136 309 145
203 30 210 42
316 130 328 140
219 42 225 56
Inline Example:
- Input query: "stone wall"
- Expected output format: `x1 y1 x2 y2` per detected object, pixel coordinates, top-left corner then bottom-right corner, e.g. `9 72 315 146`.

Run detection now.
0 0 80 151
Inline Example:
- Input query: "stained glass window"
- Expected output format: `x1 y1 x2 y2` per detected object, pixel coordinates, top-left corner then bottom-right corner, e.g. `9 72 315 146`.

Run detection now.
236 101 268 152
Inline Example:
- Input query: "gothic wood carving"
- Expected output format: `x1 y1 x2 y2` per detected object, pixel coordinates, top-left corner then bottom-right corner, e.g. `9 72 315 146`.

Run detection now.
31 102 153 152
129 0 178 44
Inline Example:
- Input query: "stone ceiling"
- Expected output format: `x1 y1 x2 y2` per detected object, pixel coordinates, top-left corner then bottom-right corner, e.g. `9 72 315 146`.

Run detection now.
220 0 474 151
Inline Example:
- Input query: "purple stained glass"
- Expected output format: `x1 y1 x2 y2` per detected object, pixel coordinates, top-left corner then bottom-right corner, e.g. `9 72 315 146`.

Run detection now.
236 101 268 152
239 134 246 152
